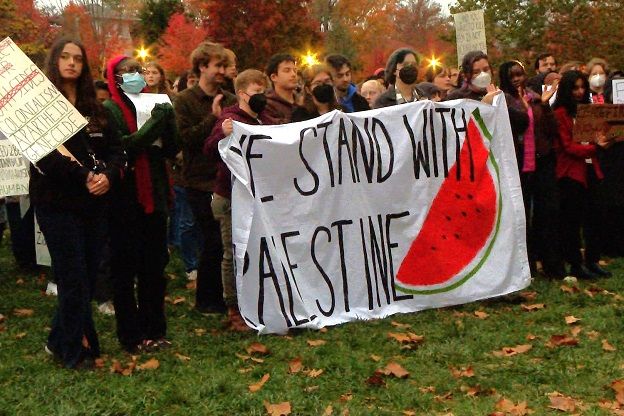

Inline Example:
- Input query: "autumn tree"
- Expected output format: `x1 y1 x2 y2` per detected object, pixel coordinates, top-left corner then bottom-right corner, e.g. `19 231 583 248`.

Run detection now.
0 0 53 66
135 0 184 45
197 0 322 70
450 0 624 70
157 12 208 75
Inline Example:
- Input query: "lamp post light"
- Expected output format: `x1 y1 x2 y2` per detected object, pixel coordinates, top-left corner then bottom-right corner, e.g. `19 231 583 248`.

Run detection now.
136 46 150 62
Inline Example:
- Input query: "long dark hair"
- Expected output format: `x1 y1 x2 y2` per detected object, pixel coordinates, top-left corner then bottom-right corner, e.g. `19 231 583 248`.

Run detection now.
384 48 418 86
45 37 106 130
553 70 590 117
145 61 171 96
499 60 525 98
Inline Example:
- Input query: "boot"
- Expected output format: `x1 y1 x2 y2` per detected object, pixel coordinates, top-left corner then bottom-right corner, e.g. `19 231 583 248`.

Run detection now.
227 306 252 332
586 263 612 277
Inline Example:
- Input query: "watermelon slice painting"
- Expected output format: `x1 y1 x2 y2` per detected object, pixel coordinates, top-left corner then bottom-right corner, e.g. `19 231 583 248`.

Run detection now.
396 109 502 294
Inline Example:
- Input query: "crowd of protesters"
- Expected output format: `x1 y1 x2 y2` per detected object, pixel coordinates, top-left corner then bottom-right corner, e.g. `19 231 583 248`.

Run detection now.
0 35 623 369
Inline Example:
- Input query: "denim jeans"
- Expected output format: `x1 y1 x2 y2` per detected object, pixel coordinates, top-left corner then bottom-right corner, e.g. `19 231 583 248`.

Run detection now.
170 185 201 272
36 206 105 368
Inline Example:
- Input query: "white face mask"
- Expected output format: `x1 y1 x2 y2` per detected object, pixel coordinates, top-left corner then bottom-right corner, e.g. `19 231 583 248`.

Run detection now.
589 74 606 89
472 71 492 89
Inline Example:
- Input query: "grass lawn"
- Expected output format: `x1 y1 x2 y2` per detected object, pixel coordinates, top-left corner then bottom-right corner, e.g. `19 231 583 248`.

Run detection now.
1 236 624 416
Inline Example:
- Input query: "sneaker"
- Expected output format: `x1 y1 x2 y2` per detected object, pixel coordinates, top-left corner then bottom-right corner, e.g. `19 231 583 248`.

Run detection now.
186 270 197 281
97 301 115 316
587 263 612 277
45 282 58 296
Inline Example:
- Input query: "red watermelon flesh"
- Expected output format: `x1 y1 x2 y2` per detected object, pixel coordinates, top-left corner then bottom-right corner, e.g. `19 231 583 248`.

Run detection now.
396 118 497 287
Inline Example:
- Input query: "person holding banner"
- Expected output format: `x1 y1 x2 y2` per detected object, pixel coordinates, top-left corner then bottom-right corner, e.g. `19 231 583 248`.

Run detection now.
374 48 424 108
203 69 274 331
292 64 342 122
553 70 611 279
104 55 178 353
31 38 126 368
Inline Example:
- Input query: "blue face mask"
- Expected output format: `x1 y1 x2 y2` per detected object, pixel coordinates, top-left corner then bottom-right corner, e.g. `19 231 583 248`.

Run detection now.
120 72 146 94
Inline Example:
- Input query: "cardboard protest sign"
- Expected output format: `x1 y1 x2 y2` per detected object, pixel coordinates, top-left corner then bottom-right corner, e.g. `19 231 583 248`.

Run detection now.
34 213 51 267
0 130 28 197
453 10 487 67
612 79 624 104
220 97 530 334
573 104 624 143
124 92 171 129
0 37 87 163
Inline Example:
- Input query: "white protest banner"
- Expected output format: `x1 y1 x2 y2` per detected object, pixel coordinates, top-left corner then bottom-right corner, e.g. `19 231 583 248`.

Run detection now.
220 97 530 334
0 130 29 197
34 213 51 267
124 92 171 129
0 37 88 163
612 79 624 104
453 10 487 67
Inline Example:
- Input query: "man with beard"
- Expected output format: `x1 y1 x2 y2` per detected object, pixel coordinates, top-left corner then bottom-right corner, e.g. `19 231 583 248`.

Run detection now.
174 42 237 314
325 54 370 112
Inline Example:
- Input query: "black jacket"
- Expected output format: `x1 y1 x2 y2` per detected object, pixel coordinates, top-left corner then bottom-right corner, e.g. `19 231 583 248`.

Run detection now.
29 108 126 215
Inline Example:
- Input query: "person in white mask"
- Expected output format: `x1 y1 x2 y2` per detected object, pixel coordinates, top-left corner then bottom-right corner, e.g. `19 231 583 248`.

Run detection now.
586 58 609 104
445 50 500 105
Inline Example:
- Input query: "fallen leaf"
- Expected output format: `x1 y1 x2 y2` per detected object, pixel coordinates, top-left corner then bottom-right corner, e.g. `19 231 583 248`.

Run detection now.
185 280 196 290
519 291 537 300
175 353 191 362
137 358 160 371
381 362 410 378
319 327 328 333
238 367 253 373
560 285 579 294
603 339 617 352
587 330 600 339
15 332 27 339
474 311 489 319
365 372 385 387
249 373 270 392
304 385 319 392
0 314 4 323
94 358 106 369
323 405 333 416
263 400 291 416
194 328 206 336
495 397 532 415
387 332 424 344
611 379 624 404
545 335 578 348
402 410 416 416
251 357 265 363
288 357 303 374
451 366 474 378
16 278 24 285
434 392 453 402
570 326 582 337
452 311 468 318
520 303 545 312
370 354 381 362
172 296 186 305
236 353 251 361
460 384 481 397
564 316 581 325
247 342 270 355
391 321 411 329
419 386 436 393
340 393 353 402
13 308 34 317
526 334 537 341
110 359 123 374
307 368 324 378
548 392 576 412
492 344 533 357
307 339 326 347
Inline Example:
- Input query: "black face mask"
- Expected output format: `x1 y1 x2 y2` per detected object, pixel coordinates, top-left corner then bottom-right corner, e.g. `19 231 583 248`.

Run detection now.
248 93 267 114
312 84 335 104
398 65 418 85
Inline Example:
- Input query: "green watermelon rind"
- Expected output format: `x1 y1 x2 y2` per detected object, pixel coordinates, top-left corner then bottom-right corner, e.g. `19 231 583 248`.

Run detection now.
396 108 502 295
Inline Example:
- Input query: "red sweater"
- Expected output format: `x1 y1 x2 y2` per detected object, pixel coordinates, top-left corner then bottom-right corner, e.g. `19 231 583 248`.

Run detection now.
553 106 603 187
203 104 273 199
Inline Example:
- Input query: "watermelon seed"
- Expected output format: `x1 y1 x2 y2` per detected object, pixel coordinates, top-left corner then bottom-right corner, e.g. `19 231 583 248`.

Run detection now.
461 211 467 217
442 235 447 240
431 246 436 251
445 215 452 221
467 194 474 200
476 208 482 213
455 193 461 199
454 233 460 239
